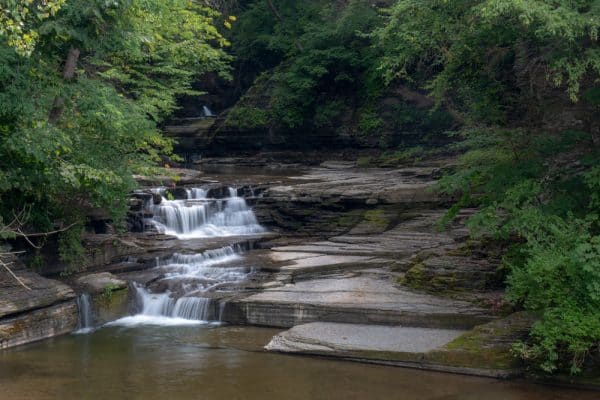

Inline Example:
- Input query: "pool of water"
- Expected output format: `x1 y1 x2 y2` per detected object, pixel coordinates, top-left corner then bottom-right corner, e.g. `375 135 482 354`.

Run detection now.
0 325 595 400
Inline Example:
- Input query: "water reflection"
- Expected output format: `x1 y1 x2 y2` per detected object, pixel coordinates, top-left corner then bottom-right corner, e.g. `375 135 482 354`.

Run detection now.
0 326 596 400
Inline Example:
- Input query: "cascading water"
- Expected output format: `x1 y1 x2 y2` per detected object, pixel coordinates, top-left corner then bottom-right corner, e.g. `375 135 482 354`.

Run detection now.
202 105 215 117
106 186 264 327
149 187 265 239
74 293 94 334
108 245 253 327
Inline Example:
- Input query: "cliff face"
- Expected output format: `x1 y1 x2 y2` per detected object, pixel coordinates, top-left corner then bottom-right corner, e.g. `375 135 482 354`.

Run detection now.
164 72 456 157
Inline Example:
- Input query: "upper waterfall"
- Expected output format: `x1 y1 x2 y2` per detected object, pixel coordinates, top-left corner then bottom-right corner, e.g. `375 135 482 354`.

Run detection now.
149 187 265 239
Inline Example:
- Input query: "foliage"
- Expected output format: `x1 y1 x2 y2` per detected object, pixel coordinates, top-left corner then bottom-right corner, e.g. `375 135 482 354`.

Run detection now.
0 0 66 56
375 0 600 121
376 1 600 373
231 0 383 131
0 0 230 268
357 108 383 137
437 127 600 373
225 106 269 128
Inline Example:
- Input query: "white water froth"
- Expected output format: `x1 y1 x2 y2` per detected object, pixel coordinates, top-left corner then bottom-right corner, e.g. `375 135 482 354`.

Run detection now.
150 187 264 239
108 245 251 327
106 315 210 327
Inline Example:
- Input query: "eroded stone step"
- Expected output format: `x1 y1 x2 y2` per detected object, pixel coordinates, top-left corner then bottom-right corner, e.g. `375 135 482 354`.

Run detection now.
264 321 520 379
226 275 493 329
266 322 464 354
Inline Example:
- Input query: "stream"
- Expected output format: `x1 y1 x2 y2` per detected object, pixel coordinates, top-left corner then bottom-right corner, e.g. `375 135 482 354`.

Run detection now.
1 325 596 400
1 168 597 399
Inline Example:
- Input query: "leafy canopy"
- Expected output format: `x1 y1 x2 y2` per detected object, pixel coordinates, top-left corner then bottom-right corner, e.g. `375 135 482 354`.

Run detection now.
0 0 230 268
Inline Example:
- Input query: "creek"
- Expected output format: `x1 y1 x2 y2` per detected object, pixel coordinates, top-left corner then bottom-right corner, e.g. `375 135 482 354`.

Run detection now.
2 167 597 399
0 325 595 400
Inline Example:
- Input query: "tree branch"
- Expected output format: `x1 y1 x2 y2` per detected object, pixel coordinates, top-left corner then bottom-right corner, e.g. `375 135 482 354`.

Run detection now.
0 255 32 291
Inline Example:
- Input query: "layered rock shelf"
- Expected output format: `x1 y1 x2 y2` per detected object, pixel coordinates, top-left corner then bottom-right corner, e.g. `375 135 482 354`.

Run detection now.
0 253 78 349
0 158 536 380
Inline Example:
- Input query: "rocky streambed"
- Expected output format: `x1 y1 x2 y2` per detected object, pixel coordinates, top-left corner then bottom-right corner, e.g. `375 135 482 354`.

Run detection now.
1 158 598 390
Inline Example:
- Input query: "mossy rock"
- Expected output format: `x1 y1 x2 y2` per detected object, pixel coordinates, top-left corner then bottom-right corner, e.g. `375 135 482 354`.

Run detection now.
426 312 536 370
349 207 398 234
91 287 130 324
402 255 501 294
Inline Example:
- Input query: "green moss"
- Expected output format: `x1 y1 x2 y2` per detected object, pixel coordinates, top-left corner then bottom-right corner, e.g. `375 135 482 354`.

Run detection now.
93 287 129 323
101 283 122 301
334 210 365 228
403 262 425 287
432 313 536 370
356 156 373 168
430 275 458 291
363 209 391 228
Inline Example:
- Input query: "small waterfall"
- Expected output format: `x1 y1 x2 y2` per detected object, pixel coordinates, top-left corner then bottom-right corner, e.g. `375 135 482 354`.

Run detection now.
218 301 227 322
202 105 215 117
107 245 252 327
172 297 211 320
74 293 94 334
133 286 213 321
149 187 265 239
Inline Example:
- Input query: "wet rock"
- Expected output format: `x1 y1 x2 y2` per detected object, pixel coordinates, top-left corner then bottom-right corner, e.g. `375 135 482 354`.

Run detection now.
128 197 144 212
402 255 503 293
266 322 464 355
264 320 523 378
163 187 189 200
229 275 493 329
0 254 77 348
75 272 127 294
0 300 78 349
90 287 131 325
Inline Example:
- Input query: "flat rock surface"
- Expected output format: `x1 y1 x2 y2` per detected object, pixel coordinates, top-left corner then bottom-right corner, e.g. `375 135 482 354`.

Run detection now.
243 275 484 315
75 272 127 294
277 254 385 274
269 210 469 259
264 165 447 205
237 274 492 329
266 322 465 353
0 262 75 319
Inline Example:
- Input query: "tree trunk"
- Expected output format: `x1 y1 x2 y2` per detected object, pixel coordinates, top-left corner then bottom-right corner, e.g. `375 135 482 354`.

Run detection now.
49 47 80 123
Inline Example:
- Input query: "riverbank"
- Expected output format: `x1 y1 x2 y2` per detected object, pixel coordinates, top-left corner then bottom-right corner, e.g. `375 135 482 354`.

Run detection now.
1 156 598 390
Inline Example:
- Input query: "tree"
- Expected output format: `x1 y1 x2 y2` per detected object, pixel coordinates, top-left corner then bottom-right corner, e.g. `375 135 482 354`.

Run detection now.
0 0 66 56
375 0 600 373
0 0 231 270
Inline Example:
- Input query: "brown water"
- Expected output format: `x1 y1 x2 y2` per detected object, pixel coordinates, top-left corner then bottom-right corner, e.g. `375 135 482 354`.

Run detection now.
0 325 595 400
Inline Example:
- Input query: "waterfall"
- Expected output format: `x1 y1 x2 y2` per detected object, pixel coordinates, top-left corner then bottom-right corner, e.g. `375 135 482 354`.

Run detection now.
172 297 211 320
202 105 215 117
107 245 253 327
218 301 227 322
149 187 265 239
111 187 262 327
133 286 214 321
74 293 94 334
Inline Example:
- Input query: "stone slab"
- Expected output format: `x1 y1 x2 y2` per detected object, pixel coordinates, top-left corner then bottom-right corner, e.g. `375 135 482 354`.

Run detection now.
0 269 76 319
266 322 465 353
0 300 78 349
233 276 492 329
75 272 127 294
279 255 384 275
265 322 520 379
